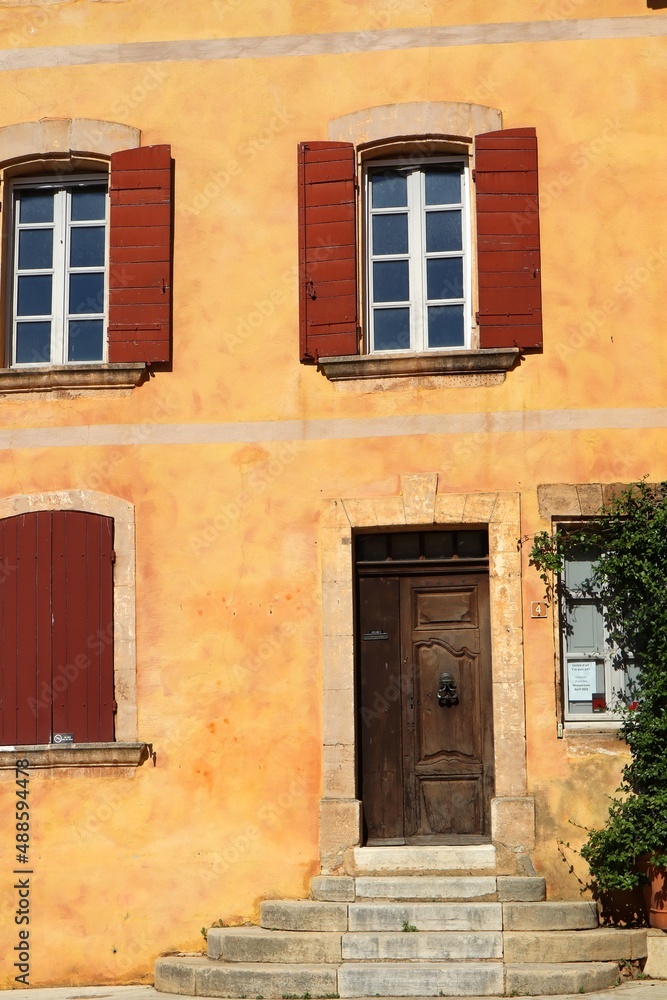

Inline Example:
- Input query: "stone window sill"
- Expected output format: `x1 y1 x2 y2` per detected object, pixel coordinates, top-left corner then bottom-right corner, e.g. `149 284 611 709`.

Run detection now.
317 348 520 383
0 742 152 769
0 363 148 394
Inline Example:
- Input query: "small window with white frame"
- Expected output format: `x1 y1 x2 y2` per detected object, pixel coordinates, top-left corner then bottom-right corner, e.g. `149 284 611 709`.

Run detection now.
365 157 472 353
560 538 640 724
8 174 108 367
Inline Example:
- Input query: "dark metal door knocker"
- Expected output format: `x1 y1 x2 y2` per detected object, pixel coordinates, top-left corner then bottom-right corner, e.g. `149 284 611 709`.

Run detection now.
437 672 459 707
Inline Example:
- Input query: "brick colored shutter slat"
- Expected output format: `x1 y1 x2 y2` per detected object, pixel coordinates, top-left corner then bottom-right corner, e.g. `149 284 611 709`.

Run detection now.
475 128 543 350
298 141 358 362
108 144 173 364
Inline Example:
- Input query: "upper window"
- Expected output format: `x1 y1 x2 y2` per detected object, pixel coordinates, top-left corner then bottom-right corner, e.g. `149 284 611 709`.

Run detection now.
561 541 640 724
10 176 108 367
366 160 471 353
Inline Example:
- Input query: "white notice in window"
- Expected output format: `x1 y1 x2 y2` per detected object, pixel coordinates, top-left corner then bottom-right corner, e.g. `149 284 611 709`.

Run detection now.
568 661 597 700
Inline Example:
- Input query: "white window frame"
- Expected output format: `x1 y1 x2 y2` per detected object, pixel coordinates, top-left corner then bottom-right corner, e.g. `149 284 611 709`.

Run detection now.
7 173 109 368
559 532 638 725
364 155 472 354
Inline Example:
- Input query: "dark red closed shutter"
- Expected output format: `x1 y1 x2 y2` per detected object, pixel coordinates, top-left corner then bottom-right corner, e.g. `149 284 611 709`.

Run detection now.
0 511 114 745
108 144 173 364
298 141 358 362
474 128 542 350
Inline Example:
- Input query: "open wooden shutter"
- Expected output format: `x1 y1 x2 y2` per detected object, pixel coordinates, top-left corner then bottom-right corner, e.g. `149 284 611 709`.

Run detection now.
108 144 172 364
474 128 542 350
298 141 358 362
0 512 114 745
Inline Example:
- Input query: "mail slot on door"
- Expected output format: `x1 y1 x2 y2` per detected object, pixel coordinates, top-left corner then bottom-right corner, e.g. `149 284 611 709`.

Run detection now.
362 630 389 640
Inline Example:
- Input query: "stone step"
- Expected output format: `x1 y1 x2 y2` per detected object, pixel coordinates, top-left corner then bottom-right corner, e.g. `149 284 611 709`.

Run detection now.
311 875 546 903
352 844 497 874
348 902 502 932
504 927 647 963
502 901 599 931
155 956 338 997
504 960 620 996
341 930 503 961
338 961 504 997
261 899 348 931
207 927 342 964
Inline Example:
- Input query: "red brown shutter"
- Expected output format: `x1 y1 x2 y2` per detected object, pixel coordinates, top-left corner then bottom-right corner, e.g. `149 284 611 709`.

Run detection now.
298 141 358 362
108 144 173 364
0 511 114 745
474 128 542 350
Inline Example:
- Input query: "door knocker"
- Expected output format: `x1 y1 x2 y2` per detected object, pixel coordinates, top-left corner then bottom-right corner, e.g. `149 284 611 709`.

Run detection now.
437 672 459 707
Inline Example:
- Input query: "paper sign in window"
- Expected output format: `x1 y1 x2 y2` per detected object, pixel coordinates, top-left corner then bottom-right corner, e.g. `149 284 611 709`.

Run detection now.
568 661 597 700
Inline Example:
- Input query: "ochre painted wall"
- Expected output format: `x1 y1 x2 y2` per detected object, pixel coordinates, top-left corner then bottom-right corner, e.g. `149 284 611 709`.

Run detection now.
0 0 665 985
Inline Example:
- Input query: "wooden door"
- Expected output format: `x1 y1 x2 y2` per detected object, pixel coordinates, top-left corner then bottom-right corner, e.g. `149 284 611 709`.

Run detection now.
358 570 494 844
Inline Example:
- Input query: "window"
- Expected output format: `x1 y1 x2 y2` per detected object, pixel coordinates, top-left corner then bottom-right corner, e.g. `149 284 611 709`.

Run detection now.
297 129 542 368
10 176 108 366
366 160 471 353
561 542 640 724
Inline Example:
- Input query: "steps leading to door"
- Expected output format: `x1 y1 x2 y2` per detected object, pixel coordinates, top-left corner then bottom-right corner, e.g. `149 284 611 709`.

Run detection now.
155 873 647 997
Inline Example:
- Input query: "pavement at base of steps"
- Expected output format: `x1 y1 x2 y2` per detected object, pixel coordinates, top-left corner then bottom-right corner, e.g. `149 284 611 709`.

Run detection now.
2 983 667 1000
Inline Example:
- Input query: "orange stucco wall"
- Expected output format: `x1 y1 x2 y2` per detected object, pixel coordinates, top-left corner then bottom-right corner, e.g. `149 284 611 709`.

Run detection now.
0 0 665 985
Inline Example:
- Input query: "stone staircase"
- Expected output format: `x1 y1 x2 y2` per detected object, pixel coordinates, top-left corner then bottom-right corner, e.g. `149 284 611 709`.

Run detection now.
155 872 646 997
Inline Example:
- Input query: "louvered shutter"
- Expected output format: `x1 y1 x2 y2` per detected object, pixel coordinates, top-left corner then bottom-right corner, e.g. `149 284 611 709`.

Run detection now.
298 141 358 362
108 144 173 364
474 128 542 350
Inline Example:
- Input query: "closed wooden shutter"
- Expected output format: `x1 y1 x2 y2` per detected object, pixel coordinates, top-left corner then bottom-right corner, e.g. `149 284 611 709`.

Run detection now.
108 144 173 364
474 128 542 350
298 141 358 362
0 511 114 745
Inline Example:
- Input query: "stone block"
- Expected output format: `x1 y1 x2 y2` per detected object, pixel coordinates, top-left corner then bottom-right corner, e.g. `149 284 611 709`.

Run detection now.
311 875 356 901
338 960 504 997
576 483 604 516
348 901 502 932
154 956 205 995
371 495 406 526
355 875 497 900
321 527 354 583
342 498 379 527
462 492 498 522
503 927 646 963
497 876 546 902
645 928 667 978
341 930 503 960
209 926 342 963
502 901 598 931
352 843 496 874
196 961 338 997
320 798 362 872
537 483 581 520
401 472 438 523
504 961 618 996
321 743 356 798
260 900 348 932
434 492 467 523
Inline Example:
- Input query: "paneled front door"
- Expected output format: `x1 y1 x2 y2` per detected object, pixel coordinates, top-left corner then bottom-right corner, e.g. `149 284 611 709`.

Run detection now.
357 562 494 844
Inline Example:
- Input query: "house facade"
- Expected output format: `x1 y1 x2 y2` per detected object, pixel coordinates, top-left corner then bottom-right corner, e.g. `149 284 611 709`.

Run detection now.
0 0 666 986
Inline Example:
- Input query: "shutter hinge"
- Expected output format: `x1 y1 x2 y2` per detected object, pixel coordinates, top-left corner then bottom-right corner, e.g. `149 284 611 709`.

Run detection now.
112 700 118 713
110 549 117 563
472 169 477 182
475 311 480 323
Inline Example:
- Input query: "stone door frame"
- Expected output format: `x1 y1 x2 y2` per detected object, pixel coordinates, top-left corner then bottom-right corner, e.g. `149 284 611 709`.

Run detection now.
319 474 534 872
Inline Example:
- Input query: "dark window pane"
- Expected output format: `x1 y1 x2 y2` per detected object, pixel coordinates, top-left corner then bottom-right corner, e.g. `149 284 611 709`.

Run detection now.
69 272 105 315
373 307 410 351
426 210 462 252
70 226 105 267
424 166 462 206
356 534 388 562
15 321 51 364
428 305 464 348
372 213 408 255
71 186 107 221
371 171 407 209
427 258 463 301
390 533 421 560
68 319 104 362
17 274 52 316
18 229 53 270
373 260 409 303
457 531 488 558
423 532 455 559
19 190 54 224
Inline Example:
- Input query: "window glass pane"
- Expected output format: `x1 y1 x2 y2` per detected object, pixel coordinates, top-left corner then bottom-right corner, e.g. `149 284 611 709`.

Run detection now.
457 531 488 558
427 304 464 348
68 319 104 362
423 532 455 559
390 533 421 560
565 602 605 655
18 229 53 270
372 213 408 255
19 190 54 224
356 534 388 562
70 226 105 267
371 171 408 209
15 321 51 364
17 274 52 316
564 546 600 593
373 307 410 351
69 272 105 315
71 186 107 221
373 260 409 303
426 210 462 252
427 258 463 301
424 167 462 206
